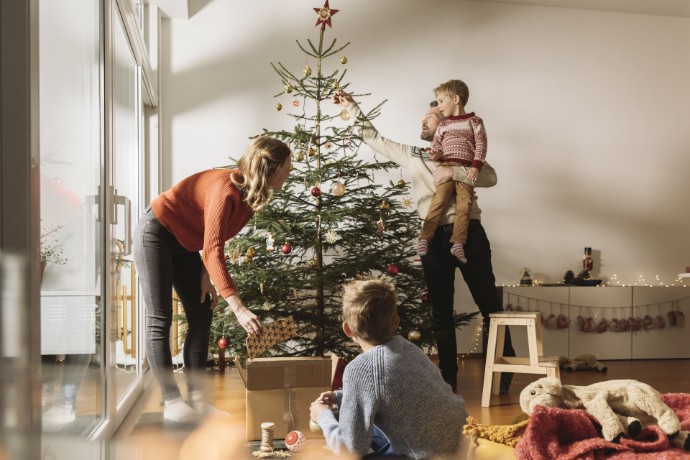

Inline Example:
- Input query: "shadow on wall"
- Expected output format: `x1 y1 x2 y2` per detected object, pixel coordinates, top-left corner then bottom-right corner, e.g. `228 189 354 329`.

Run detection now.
188 0 212 19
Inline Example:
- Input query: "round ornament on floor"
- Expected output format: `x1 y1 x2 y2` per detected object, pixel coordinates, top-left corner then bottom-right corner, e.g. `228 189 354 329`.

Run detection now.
284 430 306 452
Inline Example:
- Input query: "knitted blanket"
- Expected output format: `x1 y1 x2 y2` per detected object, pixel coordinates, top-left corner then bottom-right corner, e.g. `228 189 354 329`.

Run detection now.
515 393 690 459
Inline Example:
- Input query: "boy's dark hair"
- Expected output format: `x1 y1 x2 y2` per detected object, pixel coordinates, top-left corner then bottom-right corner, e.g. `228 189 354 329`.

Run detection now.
434 79 470 106
342 279 398 344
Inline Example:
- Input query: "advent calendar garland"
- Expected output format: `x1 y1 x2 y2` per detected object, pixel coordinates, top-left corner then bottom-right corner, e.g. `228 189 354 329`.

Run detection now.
504 292 687 333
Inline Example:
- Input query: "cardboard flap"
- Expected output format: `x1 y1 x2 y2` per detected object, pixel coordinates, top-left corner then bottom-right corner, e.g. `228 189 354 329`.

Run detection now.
234 357 247 386
244 357 332 391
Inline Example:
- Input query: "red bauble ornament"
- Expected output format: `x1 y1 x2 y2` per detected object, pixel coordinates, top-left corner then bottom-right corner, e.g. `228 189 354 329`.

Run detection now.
281 242 292 254
217 337 228 349
285 430 306 452
386 264 399 276
421 293 429 303
311 186 321 197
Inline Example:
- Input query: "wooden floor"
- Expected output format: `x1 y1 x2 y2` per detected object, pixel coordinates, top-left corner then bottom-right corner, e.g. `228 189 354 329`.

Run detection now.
112 357 690 459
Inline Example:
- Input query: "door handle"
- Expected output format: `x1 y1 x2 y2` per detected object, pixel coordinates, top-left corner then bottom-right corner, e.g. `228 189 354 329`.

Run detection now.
114 193 132 256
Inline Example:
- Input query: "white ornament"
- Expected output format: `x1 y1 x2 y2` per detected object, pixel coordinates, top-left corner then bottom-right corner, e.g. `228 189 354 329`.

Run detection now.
324 229 340 243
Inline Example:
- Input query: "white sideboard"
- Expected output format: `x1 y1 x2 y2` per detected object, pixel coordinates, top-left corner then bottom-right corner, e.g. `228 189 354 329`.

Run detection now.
41 291 98 355
500 286 689 360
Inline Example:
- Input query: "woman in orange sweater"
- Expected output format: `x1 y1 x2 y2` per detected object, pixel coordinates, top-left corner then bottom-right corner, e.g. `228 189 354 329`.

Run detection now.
132 136 292 423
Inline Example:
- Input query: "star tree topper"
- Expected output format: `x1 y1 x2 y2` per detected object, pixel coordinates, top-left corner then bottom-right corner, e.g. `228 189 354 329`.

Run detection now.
314 0 339 30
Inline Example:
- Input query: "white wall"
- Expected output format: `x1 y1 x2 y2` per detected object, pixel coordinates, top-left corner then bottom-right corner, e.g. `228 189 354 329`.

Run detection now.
160 0 690 349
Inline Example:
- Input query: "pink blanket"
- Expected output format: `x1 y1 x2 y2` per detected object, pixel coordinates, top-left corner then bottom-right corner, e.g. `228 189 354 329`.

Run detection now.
514 393 690 459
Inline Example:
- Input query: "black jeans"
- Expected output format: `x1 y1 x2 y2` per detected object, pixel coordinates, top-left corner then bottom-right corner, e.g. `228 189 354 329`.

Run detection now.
421 219 515 386
132 208 212 402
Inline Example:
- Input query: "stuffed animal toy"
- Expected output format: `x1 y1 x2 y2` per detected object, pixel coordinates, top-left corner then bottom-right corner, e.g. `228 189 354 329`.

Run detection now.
520 377 690 450
560 354 607 373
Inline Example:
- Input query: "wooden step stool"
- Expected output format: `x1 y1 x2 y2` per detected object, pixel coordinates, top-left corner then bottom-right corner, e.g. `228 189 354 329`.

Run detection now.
481 311 560 407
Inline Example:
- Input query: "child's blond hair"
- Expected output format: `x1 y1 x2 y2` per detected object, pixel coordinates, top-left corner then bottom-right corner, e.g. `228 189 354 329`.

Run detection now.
342 279 398 344
434 79 470 107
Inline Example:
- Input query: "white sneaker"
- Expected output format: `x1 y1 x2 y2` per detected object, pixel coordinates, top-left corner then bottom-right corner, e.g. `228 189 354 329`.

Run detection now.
163 397 201 424
43 404 76 430
189 396 230 418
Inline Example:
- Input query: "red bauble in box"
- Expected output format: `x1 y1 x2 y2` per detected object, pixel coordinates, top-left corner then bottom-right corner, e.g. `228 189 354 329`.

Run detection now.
281 242 292 254
311 186 321 197
217 337 228 349
386 264 399 276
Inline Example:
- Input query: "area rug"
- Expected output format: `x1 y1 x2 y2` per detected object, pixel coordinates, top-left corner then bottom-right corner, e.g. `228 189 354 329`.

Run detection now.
514 393 690 459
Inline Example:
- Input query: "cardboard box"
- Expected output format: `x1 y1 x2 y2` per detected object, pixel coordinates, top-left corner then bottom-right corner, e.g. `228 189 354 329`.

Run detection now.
237 356 332 391
245 387 327 440
236 356 332 440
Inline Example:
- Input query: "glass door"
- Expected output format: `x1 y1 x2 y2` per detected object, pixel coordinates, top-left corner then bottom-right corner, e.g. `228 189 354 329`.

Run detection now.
39 0 104 437
39 0 151 444
110 3 143 408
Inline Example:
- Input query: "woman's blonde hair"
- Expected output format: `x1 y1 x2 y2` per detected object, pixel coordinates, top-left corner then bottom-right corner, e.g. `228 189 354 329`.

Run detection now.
342 279 398 344
231 136 291 211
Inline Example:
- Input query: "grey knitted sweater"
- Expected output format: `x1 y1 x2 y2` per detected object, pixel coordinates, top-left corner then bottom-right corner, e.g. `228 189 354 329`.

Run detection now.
317 336 468 459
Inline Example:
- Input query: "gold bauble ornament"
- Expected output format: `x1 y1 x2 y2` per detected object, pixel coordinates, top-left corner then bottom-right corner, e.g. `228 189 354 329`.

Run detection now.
284 84 293 94
307 258 318 268
340 56 348 64
331 81 339 89
340 108 351 121
303 66 312 77
407 329 422 342
397 179 406 187
379 201 390 210
294 150 305 162
246 247 257 257
330 181 346 197
275 102 283 111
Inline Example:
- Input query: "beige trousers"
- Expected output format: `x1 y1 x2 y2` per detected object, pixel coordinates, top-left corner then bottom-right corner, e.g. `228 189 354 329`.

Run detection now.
419 177 474 244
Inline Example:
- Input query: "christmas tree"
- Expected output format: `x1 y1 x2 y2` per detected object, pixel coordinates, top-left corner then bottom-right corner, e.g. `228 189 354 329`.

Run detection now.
205 1 478 361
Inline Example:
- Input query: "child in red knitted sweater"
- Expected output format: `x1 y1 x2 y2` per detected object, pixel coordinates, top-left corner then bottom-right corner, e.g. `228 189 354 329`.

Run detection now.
417 79 488 263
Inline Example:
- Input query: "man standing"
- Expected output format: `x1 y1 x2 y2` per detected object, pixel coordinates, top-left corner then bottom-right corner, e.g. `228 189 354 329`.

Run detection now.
335 91 514 392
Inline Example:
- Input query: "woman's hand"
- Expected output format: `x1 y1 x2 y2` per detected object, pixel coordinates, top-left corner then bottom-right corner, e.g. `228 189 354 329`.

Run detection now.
333 90 352 107
200 271 218 309
226 294 263 336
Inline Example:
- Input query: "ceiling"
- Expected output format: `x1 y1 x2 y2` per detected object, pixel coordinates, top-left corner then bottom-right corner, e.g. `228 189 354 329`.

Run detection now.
481 0 690 18
150 0 690 20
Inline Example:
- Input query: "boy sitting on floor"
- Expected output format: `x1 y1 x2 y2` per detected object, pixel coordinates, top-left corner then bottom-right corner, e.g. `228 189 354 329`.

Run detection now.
310 279 468 459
